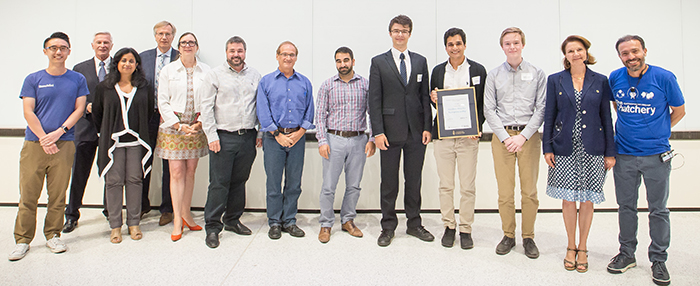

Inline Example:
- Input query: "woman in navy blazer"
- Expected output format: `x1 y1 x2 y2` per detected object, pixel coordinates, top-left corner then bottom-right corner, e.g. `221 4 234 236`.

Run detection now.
542 35 615 273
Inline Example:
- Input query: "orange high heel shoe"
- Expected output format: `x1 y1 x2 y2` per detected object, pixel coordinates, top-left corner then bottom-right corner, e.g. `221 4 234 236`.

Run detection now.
171 224 184 242
183 219 203 231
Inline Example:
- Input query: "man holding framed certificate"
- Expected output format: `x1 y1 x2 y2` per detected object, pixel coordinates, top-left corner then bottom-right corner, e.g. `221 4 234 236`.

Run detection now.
429 27 487 249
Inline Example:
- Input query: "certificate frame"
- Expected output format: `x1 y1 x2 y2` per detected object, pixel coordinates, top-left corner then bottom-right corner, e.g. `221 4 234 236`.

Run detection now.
436 87 480 138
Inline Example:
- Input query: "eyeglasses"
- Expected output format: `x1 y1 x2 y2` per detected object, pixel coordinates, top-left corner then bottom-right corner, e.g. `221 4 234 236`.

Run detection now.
391 29 410 35
156 32 173 38
279 53 296 58
45 45 70 52
179 41 197 47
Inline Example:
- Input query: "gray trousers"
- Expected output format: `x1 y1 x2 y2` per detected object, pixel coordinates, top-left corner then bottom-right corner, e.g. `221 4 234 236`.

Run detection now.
613 154 671 263
105 146 143 229
319 134 368 227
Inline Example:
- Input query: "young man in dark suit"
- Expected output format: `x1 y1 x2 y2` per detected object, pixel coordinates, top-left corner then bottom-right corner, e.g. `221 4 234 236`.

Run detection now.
138 20 179 226
369 14 433 247
429 27 487 249
63 32 113 233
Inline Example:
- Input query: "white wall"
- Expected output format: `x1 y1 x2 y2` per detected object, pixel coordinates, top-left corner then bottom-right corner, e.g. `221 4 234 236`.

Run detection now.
1 0 698 209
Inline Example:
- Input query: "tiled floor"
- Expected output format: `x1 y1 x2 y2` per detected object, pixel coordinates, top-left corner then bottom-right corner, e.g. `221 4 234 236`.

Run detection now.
0 207 696 285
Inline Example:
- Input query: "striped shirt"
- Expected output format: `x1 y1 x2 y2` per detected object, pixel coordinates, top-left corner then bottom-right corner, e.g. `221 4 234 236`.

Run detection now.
315 73 373 146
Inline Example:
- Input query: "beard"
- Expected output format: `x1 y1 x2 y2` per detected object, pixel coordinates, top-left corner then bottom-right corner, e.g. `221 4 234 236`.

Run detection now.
337 67 352 76
227 57 244 68
625 57 645 72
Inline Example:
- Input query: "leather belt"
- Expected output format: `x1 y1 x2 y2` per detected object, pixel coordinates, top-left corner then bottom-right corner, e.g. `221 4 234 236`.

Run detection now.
278 127 301 134
327 129 364 138
221 129 255 135
504 125 526 131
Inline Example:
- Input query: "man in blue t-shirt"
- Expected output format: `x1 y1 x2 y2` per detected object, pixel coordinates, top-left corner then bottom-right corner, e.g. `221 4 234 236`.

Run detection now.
8 32 88 262
606 35 685 286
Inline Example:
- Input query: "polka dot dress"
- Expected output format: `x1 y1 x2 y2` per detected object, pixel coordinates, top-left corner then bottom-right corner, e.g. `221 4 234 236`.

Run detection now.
546 89 606 204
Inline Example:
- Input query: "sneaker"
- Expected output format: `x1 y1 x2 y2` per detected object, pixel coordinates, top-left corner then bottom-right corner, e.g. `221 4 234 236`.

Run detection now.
651 261 670 285
46 235 67 253
607 253 636 274
8 243 30 261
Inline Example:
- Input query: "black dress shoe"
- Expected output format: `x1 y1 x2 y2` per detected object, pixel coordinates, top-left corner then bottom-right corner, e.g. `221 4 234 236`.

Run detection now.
495 236 516 255
282 224 305 237
224 221 252 235
523 238 540 259
205 232 219 248
460 232 474 249
441 227 456 247
268 225 282 240
377 230 394 247
406 226 435 242
62 219 78 233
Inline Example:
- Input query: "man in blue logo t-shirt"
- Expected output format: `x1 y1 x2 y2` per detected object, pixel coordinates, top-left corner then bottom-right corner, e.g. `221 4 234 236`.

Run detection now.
606 35 685 286
8 32 88 262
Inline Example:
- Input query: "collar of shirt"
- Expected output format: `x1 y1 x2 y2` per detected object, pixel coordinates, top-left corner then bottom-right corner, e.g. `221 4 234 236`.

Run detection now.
173 58 205 73
94 56 112 75
391 47 411 77
156 47 172 59
226 62 248 74
332 72 361 83
446 57 469 72
274 68 298 80
444 57 471 89
503 59 525 72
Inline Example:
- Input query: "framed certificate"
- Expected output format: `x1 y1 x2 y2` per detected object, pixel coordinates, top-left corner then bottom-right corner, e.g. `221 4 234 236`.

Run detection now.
436 87 480 138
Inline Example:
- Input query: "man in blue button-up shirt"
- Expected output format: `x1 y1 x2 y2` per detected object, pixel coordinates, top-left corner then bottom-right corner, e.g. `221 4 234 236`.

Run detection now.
257 41 314 240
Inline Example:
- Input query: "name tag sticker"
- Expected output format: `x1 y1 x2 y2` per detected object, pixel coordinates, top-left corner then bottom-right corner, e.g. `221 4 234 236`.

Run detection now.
417 74 423 82
471 76 480 85
521 73 533 81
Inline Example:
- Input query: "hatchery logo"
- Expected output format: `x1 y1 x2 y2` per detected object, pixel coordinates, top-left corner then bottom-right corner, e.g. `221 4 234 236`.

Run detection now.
616 89 625 98
38 84 54 88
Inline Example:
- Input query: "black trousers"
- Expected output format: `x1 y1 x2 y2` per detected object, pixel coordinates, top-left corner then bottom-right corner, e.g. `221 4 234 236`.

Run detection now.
379 133 426 231
65 139 107 220
142 109 172 214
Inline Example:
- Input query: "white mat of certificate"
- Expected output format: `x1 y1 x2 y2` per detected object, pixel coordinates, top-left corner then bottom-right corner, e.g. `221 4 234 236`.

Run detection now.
441 95 472 130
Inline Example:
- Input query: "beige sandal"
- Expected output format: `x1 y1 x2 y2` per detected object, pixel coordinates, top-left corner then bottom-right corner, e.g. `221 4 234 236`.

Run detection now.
564 248 577 271
576 249 589 273
110 228 122 244
128 226 143 240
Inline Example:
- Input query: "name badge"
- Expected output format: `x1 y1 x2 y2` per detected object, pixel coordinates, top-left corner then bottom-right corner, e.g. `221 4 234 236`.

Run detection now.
471 76 480 85
417 74 423 82
521 73 533 81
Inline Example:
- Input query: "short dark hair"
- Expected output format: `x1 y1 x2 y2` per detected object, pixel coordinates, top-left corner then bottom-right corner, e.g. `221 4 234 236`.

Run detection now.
226 36 247 51
178 32 198 47
388 15 412 33
105 47 146 88
443 28 466 46
334 46 354 60
615 35 646 54
43 32 70 48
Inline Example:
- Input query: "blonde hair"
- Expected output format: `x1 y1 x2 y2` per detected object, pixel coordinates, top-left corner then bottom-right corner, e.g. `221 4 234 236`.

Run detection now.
153 21 176 35
500 27 525 46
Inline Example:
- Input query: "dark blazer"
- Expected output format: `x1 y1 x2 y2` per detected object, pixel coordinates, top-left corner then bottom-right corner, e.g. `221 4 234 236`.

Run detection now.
542 68 616 157
139 47 179 93
369 50 431 143
430 58 487 139
73 57 105 141
92 81 154 177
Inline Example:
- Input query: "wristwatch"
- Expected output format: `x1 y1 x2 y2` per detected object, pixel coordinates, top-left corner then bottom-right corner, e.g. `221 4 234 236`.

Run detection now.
273 130 280 137
61 125 69 133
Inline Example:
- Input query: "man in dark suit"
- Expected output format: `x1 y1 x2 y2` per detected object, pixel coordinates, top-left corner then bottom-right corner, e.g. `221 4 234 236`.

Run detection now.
139 20 179 226
429 27 487 249
369 14 434 247
63 32 113 233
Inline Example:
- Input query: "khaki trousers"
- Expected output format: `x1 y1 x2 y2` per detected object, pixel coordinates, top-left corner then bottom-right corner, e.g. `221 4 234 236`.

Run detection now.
491 130 540 239
14 140 75 244
434 137 479 233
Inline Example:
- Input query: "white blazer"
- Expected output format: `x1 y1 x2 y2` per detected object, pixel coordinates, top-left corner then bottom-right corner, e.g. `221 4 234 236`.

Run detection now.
158 59 211 128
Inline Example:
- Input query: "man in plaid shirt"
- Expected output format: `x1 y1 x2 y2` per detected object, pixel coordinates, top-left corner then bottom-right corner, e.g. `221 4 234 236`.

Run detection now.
315 46 376 243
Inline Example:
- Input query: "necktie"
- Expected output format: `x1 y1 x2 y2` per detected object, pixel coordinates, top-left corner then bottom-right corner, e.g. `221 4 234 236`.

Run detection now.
98 61 106 82
155 53 166 106
399 53 407 85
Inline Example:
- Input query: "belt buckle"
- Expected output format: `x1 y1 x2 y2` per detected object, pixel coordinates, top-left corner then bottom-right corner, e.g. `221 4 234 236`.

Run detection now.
237 129 246 135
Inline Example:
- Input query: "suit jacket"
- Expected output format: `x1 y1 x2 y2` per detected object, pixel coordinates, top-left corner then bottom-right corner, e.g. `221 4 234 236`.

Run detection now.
369 50 431 143
542 68 616 157
430 58 487 139
73 57 105 141
139 47 180 94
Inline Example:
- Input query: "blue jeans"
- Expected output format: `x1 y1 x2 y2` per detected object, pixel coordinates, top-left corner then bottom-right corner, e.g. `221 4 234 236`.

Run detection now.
319 134 368 228
613 154 671 263
263 133 305 227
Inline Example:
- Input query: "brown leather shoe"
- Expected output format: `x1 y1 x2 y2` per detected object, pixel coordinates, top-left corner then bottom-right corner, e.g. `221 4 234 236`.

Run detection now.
341 221 363 237
318 227 331 243
159 212 173 226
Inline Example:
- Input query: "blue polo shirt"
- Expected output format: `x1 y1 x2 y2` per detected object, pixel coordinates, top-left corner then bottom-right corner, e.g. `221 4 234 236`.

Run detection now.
609 65 684 156
256 69 315 132
20 69 89 141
